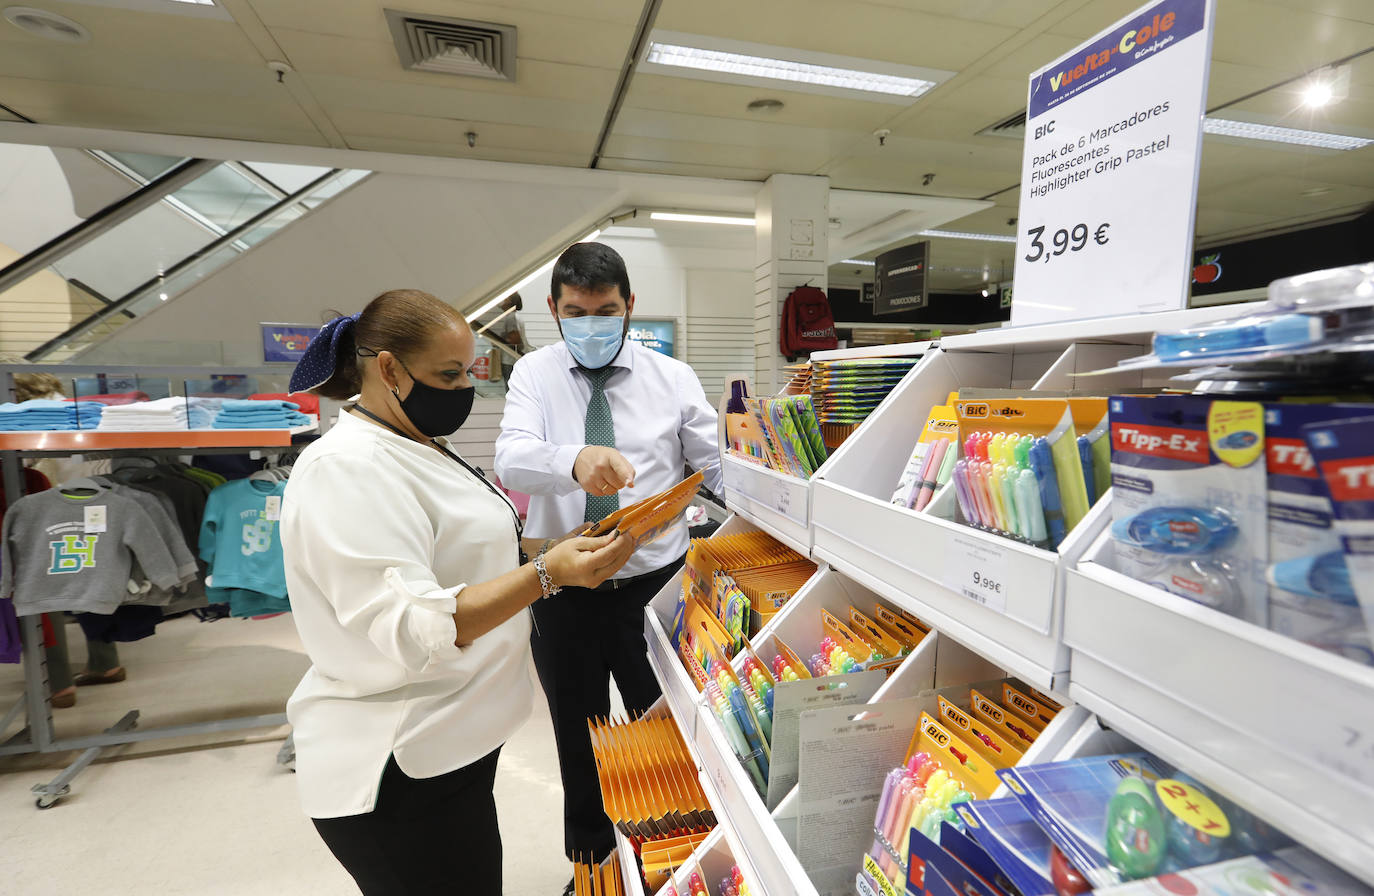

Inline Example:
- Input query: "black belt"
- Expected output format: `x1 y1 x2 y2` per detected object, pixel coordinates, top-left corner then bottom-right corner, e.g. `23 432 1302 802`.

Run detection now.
591 558 683 592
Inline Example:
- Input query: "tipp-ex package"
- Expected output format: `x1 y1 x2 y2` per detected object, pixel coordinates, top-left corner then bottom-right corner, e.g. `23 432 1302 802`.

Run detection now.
1265 403 1372 664
1301 414 1374 657
1108 395 1267 624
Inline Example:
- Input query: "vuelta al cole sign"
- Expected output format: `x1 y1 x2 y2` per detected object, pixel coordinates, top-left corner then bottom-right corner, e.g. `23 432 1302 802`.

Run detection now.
1011 0 1215 327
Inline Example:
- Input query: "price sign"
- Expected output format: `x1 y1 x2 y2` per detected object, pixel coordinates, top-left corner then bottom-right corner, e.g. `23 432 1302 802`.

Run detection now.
1011 0 1214 326
943 533 1010 613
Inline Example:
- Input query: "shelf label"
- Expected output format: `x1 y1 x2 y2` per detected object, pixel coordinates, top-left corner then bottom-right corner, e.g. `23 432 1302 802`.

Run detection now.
943 533 1010 613
1011 0 1215 325
772 477 805 524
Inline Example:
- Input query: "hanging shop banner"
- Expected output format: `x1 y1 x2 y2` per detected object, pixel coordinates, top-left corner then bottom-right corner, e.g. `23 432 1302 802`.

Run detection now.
873 241 929 315
627 319 676 357
261 323 321 363
1010 0 1215 327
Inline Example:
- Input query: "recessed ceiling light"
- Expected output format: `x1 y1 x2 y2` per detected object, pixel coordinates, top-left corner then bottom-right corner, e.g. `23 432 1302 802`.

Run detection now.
647 42 934 97
650 212 754 226
918 229 1017 244
1203 117 1371 151
840 259 875 266
1301 80 1334 108
747 98 785 114
3 6 90 42
640 31 952 103
169 0 214 4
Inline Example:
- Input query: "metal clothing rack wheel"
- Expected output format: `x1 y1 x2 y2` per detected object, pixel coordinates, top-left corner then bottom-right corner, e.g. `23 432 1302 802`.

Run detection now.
0 428 311 807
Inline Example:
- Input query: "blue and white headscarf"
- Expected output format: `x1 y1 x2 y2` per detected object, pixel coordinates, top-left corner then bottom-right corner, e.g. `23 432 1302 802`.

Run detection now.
288 313 361 394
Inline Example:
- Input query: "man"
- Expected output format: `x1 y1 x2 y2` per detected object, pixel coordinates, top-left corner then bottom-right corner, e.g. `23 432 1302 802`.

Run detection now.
495 242 723 884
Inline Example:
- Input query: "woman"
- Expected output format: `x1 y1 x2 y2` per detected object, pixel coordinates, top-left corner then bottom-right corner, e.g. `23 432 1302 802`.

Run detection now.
281 289 633 895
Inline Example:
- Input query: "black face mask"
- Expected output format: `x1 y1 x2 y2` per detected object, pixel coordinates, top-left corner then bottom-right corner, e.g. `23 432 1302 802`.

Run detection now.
391 358 475 438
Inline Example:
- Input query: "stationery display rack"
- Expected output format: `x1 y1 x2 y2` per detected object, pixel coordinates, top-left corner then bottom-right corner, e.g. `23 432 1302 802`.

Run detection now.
0 364 316 809
635 305 1374 894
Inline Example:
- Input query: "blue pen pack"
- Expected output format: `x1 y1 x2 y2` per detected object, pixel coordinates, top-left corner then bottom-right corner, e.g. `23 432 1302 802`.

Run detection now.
959 798 1055 896
1300 415 1374 656
906 826 1009 896
1265 403 1374 664
998 753 1287 889
1108 395 1268 624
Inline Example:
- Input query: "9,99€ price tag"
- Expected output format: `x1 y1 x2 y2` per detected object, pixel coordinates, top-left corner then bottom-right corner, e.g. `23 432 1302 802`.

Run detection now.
943 532 1010 614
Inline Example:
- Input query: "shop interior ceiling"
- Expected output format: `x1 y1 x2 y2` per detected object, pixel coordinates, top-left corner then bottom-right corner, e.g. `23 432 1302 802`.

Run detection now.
0 0 1369 293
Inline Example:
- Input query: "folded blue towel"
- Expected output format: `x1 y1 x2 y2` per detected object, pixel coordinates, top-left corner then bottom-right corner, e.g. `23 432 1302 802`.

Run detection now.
220 399 300 412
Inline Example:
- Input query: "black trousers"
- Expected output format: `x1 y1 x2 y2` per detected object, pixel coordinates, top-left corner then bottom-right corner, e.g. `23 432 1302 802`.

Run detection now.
313 749 502 896
530 561 680 861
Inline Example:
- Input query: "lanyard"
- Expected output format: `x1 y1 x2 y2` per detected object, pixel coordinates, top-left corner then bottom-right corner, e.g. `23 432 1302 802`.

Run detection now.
350 404 524 542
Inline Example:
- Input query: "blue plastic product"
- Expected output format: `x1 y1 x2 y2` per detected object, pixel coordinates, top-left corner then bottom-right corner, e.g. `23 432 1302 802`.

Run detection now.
1077 435 1096 505
1029 438 1068 549
1151 313 1322 361
1111 507 1239 555
1268 550 1357 605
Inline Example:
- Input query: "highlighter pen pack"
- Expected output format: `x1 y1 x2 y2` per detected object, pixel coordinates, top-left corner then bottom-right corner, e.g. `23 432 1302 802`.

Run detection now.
1266 403 1373 664
874 604 929 652
954 398 1092 550
1108 395 1268 624
1067 397 1111 507
892 394 959 505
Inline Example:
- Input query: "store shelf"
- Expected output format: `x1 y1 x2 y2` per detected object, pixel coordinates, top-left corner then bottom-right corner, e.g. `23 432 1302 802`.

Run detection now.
810 346 1112 694
809 341 932 362
0 425 314 453
938 302 1264 354
720 454 812 556
615 830 649 896
1065 515 1374 885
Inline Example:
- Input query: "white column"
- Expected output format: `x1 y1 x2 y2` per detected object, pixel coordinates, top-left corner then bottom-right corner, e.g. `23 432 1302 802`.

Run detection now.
754 174 829 393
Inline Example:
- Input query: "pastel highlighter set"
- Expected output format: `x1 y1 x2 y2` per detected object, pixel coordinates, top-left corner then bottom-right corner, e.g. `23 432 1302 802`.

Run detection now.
775 603 926 679
862 682 1060 896
950 399 1095 551
587 714 715 892
891 395 960 510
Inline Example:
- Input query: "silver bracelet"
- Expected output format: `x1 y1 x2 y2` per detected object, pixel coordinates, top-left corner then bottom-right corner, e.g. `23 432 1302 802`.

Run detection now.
533 545 561 598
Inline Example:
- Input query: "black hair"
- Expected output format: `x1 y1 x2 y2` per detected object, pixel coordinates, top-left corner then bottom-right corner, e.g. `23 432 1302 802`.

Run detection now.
315 290 466 400
550 242 631 305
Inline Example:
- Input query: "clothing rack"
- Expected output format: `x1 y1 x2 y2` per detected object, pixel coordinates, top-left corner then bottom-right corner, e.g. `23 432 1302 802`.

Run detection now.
0 427 312 808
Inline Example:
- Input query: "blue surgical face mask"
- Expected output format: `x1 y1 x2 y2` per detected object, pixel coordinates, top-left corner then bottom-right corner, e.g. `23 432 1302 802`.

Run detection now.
560 314 626 369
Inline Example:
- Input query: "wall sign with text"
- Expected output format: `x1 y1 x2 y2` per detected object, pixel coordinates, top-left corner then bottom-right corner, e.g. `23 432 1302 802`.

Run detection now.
1011 0 1215 326
627 319 676 357
874 241 930 315
261 323 321 363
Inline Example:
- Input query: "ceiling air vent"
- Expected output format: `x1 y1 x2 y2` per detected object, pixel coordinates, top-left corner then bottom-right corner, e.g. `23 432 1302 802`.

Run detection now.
384 9 516 81
976 110 1026 140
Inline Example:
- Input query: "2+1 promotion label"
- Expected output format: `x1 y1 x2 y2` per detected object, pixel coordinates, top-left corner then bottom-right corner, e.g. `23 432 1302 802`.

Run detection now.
1011 0 1214 325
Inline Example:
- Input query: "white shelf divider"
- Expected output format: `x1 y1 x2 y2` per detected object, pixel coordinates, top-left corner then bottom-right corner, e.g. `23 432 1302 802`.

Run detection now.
721 454 812 556
1065 504 1374 885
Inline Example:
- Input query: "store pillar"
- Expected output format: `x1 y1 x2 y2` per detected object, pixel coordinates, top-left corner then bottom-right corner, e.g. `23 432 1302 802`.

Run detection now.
754 174 829 392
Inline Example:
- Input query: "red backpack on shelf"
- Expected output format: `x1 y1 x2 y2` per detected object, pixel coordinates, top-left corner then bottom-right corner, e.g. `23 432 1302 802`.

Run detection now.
779 285 838 359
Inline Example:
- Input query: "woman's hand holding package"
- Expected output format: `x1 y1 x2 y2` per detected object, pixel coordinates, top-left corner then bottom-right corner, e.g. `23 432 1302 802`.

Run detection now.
544 530 634 589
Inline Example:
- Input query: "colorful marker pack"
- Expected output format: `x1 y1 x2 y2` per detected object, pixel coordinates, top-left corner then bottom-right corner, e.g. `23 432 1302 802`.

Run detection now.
1301 414 1374 656
1265 403 1372 664
953 398 1092 550
1108 395 1268 624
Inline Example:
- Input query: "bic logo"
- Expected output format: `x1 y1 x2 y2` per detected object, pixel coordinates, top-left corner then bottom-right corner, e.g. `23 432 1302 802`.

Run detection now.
962 403 991 419
49 535 99 574
923 722 950 747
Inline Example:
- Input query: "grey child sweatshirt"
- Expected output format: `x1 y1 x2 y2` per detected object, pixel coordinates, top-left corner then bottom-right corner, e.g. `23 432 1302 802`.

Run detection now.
1 486 183 616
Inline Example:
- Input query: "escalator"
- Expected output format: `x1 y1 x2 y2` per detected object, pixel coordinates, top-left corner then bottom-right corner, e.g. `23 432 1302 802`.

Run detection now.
0 145 369 361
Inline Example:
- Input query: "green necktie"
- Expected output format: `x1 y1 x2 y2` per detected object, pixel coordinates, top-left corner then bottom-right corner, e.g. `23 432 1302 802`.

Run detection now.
583 366 619 523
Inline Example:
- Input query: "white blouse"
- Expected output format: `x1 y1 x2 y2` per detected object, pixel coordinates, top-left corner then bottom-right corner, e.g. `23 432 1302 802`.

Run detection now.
281 410 533 818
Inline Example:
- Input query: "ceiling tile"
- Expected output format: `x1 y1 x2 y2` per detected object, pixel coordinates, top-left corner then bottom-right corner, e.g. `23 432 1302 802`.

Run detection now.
598 156 775 181
620 73 899 132
1211 3 1374 71
5 0 262 63
601 130 832 174
1255 0 1374 25
849 0 1071 29
341 135 589 167
0 39 281 100
330 108 598 154
246 0 643 41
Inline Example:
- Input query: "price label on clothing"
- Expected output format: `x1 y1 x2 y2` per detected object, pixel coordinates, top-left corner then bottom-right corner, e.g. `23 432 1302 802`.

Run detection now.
84 505 107 534
264 495 282 521
942 532 1010 613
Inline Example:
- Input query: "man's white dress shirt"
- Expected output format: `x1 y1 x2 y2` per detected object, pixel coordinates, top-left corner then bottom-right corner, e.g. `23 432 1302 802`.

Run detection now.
495 339 723 578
